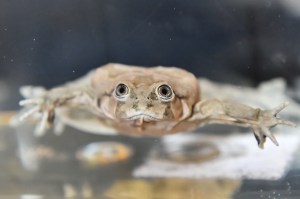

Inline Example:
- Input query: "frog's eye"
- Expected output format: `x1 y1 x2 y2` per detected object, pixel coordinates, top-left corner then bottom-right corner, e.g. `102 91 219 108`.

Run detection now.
114 83 129 99
157 84 173 101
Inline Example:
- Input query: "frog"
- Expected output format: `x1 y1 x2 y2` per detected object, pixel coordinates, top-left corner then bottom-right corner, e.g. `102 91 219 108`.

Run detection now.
15 63 296 149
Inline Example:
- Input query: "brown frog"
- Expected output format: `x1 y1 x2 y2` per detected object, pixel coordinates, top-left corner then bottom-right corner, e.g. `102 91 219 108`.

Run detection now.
16 63 296 149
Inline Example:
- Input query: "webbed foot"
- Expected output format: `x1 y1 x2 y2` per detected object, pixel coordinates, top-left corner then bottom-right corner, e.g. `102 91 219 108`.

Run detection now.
252 102 296 149
19 97 56 136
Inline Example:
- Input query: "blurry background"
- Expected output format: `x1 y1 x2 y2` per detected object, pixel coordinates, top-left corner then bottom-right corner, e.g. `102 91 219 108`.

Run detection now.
1 0 300 110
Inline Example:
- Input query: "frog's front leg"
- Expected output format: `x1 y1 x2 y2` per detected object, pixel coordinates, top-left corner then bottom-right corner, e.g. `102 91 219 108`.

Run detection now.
189 99 296 149
17 86 98 136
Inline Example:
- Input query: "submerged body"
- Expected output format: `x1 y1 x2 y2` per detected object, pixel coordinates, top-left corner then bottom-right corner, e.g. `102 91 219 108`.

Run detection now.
16 63 295 149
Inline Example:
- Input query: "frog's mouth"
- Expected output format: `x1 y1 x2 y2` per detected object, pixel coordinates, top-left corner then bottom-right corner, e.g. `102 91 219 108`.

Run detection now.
127 114 160 121
127 114 160 126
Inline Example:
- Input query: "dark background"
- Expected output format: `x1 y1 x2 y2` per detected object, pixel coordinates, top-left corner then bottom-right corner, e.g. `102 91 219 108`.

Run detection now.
1 0 300 110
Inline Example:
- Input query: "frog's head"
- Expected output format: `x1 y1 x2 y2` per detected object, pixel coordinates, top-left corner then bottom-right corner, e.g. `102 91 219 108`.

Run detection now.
92 63 200 125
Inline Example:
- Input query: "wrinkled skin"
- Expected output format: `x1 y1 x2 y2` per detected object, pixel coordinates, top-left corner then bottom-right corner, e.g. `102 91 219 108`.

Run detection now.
16 63 296 149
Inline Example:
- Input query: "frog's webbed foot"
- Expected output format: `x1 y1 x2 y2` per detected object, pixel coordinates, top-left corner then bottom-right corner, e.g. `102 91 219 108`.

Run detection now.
16 86 96 136
19 97 56 136
16 86 67 136
251 102 296 149
192 99 296 149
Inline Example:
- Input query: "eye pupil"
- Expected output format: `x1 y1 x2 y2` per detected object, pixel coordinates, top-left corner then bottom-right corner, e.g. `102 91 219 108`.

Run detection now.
118 86 125 94
161 87 168 96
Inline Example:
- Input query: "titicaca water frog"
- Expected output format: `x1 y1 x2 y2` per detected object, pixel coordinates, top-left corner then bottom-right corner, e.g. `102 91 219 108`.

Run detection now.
15 63 296 149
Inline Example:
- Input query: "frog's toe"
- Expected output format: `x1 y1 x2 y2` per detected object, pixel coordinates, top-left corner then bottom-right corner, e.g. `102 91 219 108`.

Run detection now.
276 118 296 127
19 98 43 106
34 124 47 136
54 120 66 135
253 134 266 149
18 98 44 122
253 127 279 149
20 86 46 99
19 106 40 121
34 113 48 136
261 127 279 146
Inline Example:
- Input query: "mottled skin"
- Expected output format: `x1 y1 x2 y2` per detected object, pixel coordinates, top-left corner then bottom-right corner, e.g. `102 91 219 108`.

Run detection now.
91 64 200 136
17 63 295 149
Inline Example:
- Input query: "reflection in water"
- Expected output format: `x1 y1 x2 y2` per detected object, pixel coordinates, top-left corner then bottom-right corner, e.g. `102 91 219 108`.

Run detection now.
16 125 41 171
63 181 94 198
20 195 44 199
150 141 220 163
1 112 299 198
105 179 241 199
76 141 133 167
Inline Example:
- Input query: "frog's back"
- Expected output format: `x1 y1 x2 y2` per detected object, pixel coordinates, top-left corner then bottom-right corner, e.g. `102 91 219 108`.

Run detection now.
92 63 200 106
